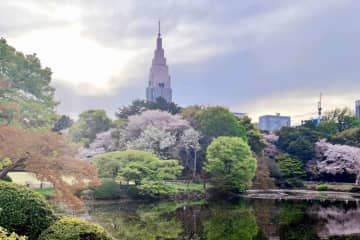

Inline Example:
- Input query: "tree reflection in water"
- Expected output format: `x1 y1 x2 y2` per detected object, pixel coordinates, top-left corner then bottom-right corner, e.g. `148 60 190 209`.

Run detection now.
85 199 360 240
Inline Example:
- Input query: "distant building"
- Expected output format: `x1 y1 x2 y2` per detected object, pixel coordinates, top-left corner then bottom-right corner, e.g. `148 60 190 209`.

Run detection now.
356 100 360 119
258 113 291 132
232 112 247 119
146 21 172 103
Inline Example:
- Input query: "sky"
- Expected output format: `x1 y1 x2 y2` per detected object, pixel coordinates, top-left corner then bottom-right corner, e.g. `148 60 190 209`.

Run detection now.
1 0 359 124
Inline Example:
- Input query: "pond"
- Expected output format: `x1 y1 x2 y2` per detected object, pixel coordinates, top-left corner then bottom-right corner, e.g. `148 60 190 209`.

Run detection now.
82 198 360 240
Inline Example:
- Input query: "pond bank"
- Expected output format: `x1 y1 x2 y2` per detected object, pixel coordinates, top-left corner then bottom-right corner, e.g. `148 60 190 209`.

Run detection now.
244 189 360 201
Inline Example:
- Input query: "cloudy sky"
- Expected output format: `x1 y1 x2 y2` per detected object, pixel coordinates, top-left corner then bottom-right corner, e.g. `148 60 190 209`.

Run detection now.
1 0 359 124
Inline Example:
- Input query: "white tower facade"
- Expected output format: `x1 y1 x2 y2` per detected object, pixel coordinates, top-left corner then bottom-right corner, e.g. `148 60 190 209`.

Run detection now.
146 22 172 103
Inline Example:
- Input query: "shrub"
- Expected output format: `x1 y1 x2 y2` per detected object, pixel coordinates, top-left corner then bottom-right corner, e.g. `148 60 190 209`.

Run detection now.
0 175 12 182
94 179 122 200
350 187 360 193
0 181 56 240
316 184 328 191
38 217 113 240
0 227 26 240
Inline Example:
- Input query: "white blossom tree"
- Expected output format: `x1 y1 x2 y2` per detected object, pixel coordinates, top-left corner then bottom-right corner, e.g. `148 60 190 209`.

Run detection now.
119 110 201 164
315 140 360 184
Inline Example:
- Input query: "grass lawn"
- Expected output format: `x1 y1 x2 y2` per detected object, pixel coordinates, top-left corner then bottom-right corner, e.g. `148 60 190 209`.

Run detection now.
304 181 356 192
8 171 40 185
35 188 55 198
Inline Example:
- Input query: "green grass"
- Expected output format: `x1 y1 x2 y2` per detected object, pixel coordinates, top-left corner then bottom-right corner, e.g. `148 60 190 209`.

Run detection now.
34 188 55 198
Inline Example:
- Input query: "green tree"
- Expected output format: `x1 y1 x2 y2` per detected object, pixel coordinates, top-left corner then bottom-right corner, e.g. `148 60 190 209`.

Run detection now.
330 128 360 147
277 127 319 162
52 115 73 132
68 109 112 145
205 137 256 192
94 150 183 197
239 116 267 156
0 38 58 129
116 98 181 119
287 136 314 162
323 108 360 132
275 153 305 179
195 106 247 140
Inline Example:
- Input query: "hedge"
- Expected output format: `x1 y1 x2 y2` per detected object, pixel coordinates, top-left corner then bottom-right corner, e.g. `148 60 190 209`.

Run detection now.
0 181 56 240
38 217 113 240
0 226 26 240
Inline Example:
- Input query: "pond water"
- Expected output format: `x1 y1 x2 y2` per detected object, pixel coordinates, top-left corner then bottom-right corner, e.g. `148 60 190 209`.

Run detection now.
84 198 360 240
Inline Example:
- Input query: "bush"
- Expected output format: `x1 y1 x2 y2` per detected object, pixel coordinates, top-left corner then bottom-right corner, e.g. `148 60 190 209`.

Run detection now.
316 184 328 191
0 181 56 240
94 179 122 200
0 227 26 240
0 175 12 182
38 217 113 240
277 178 304 189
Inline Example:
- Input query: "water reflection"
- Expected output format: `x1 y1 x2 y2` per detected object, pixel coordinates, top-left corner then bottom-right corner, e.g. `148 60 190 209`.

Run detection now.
85 199 360 240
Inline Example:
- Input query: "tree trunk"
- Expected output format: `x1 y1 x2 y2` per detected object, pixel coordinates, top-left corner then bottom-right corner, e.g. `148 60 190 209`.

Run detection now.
0 157 27 179
192 150 197 180
356 173 360 185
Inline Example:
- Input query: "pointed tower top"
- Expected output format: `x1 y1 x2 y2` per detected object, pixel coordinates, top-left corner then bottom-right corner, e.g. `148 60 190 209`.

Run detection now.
158 21 161 37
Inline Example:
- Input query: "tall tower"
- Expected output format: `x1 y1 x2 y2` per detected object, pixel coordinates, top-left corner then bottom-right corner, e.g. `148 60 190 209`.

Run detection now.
146 21 172 103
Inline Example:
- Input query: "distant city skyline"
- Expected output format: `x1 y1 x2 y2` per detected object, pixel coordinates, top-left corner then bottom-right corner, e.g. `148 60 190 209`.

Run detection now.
1 1 359 124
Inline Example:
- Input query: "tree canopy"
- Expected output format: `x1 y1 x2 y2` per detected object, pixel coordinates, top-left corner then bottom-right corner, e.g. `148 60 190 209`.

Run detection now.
195 106 247 140
116 98 181 119
0 124 99 207
205 137 256 192
68 109 112 145
0 38 58 129
94 150 183 197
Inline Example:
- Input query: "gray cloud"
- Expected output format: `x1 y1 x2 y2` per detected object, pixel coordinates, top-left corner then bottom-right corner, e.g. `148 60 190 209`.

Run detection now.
2 0 360 123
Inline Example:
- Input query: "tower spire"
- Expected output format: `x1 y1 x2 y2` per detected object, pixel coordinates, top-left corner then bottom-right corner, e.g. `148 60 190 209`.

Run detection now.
158 21 161 37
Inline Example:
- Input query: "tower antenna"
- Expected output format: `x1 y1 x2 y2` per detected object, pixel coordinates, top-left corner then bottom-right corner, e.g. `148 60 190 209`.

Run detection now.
158 21 161 36
318 93 323 121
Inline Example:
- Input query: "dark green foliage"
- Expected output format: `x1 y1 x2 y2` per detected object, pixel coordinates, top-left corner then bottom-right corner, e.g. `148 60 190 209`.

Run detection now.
38 217 113 240
350 187 360 193
275 153 305 179
116 98 181 119
330 128 360 147
195 106 247 140
205 137 256 192
94 179 122 200
0 174 12 182
0 38 58 129
0 181 56 240
68 109 112 144
273 153 305 188
52 115 73 132
239 116 267 156
277 127 319 162
0 38 55 103
286 136 315 161
322 108 360 132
